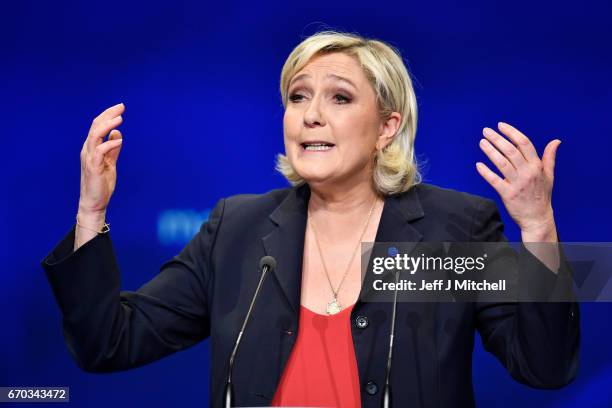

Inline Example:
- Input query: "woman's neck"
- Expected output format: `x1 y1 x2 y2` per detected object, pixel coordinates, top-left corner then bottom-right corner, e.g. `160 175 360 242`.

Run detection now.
305 175 385 245
307 176 381 217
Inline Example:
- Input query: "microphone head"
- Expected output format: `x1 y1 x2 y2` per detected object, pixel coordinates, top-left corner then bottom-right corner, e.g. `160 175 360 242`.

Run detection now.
259 255 277 272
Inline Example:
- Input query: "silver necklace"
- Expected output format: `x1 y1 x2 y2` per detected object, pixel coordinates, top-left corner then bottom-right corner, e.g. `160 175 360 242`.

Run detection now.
308 197 377 315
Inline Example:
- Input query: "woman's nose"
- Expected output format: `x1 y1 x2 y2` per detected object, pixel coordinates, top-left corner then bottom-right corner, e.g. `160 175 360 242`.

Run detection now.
304 95 325 127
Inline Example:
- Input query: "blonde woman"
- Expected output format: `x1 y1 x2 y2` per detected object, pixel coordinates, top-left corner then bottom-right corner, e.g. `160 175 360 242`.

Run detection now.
42 31 579 408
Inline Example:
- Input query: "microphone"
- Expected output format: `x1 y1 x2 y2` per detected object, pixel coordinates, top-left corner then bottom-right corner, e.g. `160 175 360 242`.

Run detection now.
224 255 277 408
382 267 400 408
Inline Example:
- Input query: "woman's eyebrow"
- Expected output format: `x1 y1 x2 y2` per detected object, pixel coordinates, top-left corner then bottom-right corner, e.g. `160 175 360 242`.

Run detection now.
289 73 358 90
327 74 358 90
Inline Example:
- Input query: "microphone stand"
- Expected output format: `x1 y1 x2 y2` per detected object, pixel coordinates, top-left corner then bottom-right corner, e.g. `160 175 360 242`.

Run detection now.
382 268 400 408
224 256 276 408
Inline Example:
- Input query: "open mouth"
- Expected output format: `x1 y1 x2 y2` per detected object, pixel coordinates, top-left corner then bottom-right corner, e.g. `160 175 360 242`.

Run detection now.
301 142 335 151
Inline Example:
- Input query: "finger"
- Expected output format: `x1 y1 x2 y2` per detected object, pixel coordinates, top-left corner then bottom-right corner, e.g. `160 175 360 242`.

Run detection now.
108 128 122 141
87 103 125 146
483 127 528 170
479 138 518 181
88 115 123 153
476 161 510 197
95 102 125 125
106 130 123 165
496 122 540 163
92 138 123 168
541 139 561 180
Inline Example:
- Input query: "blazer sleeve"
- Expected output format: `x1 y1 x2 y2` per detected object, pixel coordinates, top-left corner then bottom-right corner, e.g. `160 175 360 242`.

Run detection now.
472 198 580 389
40 198 225 373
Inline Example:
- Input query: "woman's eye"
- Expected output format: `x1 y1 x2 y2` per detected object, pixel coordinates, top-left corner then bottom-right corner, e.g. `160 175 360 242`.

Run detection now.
288 93 351 104
334 94 351 104
288 93 304 103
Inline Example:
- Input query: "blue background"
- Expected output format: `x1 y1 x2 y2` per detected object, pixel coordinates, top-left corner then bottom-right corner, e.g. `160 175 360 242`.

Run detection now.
2 0 611 406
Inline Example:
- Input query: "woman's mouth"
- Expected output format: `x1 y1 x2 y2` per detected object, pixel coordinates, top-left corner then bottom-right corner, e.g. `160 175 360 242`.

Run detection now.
301 142 335 152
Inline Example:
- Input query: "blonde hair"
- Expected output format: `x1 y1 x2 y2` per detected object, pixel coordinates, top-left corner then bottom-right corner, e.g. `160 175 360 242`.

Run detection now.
276 30 423 196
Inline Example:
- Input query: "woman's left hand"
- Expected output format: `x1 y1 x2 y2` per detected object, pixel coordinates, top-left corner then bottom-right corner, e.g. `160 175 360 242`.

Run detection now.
475 122 561 242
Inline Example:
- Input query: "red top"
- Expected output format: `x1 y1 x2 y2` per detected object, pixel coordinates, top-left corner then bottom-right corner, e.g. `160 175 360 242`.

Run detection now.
271 303 361 408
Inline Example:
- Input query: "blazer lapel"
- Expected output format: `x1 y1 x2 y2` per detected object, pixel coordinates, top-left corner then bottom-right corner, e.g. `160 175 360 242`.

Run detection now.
261 184 310 314
375 185 425 243
359 186 426 302
261 183 426 314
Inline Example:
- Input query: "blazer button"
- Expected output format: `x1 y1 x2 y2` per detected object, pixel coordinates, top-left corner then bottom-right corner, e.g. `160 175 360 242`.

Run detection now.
365 380 378 395
355 315 369 329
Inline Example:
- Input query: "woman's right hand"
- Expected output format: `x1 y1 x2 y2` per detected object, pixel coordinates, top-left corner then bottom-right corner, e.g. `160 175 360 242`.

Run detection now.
78 103 125 217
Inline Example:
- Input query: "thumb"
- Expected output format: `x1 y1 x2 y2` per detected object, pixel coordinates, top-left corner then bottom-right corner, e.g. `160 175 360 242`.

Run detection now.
106 129 123 165
542 139 561 179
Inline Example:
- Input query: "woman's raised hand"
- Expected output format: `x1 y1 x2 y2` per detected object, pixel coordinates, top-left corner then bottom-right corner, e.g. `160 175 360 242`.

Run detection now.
475 121 560 243
78 103 125 218
74 103 125 249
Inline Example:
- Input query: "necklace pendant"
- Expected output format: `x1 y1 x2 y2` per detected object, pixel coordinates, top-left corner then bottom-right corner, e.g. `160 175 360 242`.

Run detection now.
326 297 342 315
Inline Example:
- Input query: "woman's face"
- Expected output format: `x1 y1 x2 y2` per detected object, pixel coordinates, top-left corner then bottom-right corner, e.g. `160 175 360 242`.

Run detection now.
283 52 399 188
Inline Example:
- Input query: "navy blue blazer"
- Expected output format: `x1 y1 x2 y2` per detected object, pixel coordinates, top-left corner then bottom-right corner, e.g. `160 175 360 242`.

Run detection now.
41 182 579 407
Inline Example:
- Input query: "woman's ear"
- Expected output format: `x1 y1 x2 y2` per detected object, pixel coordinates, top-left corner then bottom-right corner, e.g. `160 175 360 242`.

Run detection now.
376 112 401 150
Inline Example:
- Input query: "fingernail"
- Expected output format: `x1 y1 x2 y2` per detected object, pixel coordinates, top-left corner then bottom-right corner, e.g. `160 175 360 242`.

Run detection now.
498 121 508 129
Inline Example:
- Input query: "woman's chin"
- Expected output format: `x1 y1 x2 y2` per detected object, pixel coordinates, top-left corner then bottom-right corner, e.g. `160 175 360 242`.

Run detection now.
296 169 337 185
301 174 333 185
